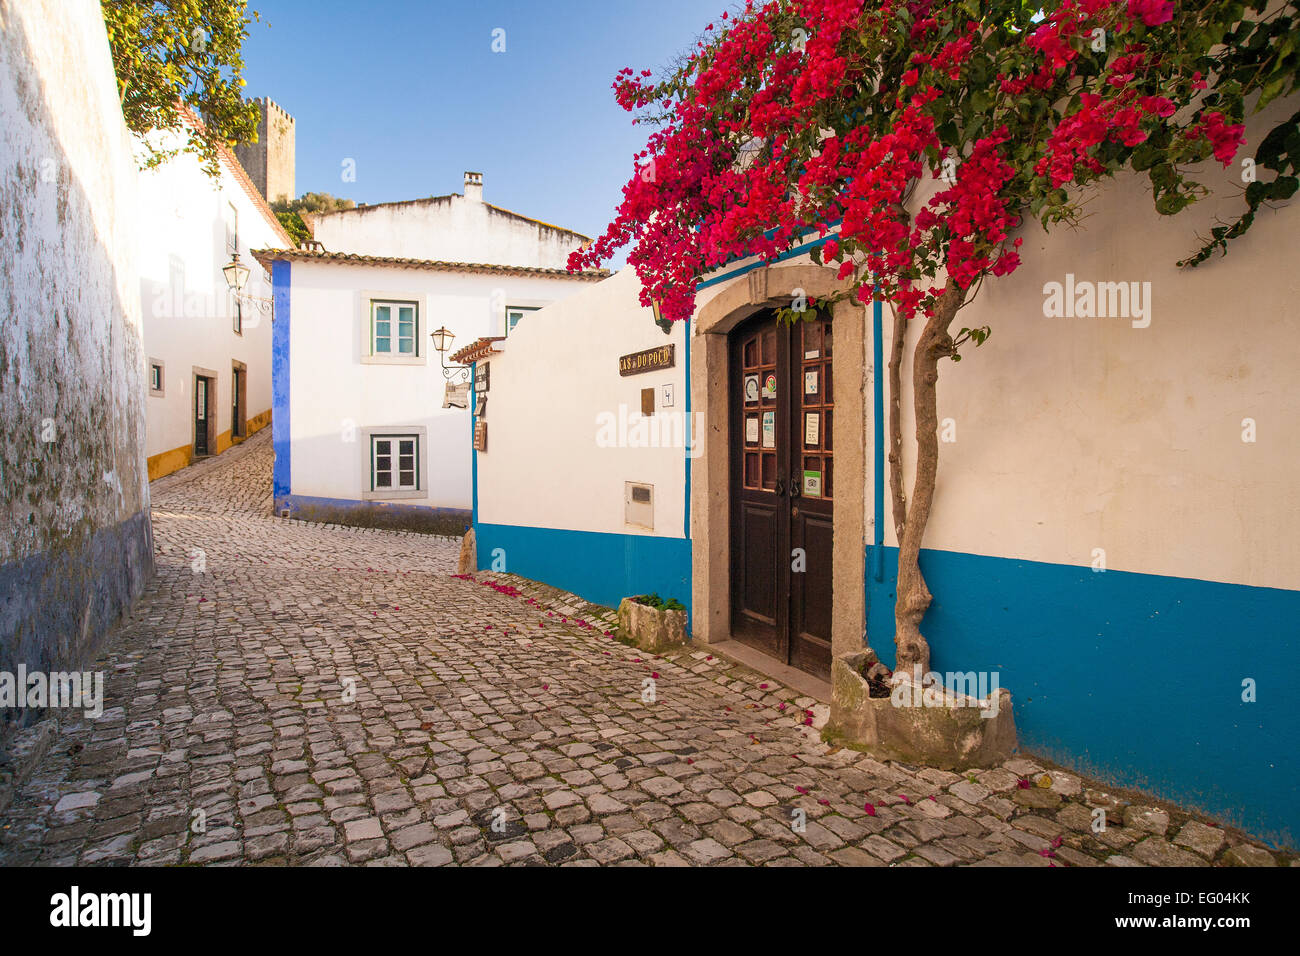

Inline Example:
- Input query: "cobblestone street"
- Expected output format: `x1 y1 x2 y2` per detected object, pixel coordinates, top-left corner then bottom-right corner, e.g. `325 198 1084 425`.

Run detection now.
0 430 1284 867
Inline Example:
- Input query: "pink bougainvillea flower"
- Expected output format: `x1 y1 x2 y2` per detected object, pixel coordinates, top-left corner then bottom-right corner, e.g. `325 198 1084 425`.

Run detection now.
542 684 549 690
795 786 809 795
1017 779 1032 789
759 683 769 689
818 798 830 806
803 716 813 726
898 794 911 804
864 802 877 816
651 672 660 679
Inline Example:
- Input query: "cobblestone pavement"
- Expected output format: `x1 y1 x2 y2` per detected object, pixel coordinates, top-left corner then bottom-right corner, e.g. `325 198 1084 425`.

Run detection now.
0 429 1286 867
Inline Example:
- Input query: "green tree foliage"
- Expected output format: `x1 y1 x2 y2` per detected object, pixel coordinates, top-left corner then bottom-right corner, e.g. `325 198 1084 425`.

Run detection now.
271 192 357 216
275 210 311 246
102 0 261 177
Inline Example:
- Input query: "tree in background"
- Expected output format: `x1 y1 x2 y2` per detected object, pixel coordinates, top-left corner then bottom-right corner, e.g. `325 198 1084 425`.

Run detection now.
102 0 263 177
571 0 1298 674
268 193 357 246
272 192 357 215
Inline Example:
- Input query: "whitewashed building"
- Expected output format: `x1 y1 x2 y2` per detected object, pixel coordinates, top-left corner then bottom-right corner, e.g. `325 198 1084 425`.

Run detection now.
137 108 292 480
465 95 1300 847
254 173 607 534
304 171 586 270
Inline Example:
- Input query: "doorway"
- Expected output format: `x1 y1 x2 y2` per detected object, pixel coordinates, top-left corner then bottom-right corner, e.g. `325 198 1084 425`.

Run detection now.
231 362 247 440
729 310 834 679
194 373 215 457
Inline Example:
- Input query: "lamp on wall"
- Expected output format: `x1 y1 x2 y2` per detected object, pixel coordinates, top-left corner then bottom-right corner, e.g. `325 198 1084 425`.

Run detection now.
222 252 273 318
651 296 673 335
431 326 470 383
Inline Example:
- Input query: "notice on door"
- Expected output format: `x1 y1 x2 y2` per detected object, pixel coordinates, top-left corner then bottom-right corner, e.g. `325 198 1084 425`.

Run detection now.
761 411 775 448
746 416 759 444
803 470 822 497
804 411 820 446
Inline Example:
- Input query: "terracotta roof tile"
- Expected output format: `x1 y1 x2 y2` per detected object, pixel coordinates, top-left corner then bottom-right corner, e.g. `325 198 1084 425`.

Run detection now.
250 247 609 281
450 336 505 365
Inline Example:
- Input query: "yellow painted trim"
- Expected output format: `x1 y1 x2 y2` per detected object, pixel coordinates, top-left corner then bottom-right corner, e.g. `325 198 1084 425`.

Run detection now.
147 409 272 482
147 444 193 482
246 407 272 434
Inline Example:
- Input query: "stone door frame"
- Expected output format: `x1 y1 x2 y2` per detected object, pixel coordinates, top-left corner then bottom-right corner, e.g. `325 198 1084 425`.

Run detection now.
690 263 867 668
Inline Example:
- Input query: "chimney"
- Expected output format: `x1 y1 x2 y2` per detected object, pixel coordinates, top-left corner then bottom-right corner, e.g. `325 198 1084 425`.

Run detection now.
464 171 483 203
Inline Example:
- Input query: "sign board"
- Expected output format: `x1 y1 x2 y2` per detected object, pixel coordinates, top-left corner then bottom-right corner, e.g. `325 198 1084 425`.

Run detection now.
473 420 487 452
475 362 490 393
619 344 675 377
444 381 470 409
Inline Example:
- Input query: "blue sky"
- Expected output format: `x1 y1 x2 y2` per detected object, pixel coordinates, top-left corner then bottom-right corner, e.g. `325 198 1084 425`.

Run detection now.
241 0 723 258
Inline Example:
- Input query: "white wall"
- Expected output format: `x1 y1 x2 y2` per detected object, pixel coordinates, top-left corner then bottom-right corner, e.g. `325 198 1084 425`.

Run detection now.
0 0 152 672
310 188 587 271
288 261 598 510
476 268 691 538
137 125 287 464
687 97 1300 593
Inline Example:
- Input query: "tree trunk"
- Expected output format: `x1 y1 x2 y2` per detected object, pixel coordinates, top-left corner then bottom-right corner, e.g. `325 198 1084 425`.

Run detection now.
893 281 966 676
886 300 908 542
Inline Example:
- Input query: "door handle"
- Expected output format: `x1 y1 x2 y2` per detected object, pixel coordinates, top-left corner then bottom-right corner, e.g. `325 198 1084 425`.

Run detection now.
773 479 784 496
790 480 801 498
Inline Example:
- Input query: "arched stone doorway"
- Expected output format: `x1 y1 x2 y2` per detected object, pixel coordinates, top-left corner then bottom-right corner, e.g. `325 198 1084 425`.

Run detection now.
690 263 868 682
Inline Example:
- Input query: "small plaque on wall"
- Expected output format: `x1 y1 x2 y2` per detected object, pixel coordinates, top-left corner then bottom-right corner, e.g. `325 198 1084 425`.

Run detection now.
474 394 487 417
473 420 487 452
475 362 490 393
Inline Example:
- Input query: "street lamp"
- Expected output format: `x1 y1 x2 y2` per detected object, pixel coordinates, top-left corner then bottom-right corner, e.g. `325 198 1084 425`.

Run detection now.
431 326 470 383
222 252 273 320
222 253 251 293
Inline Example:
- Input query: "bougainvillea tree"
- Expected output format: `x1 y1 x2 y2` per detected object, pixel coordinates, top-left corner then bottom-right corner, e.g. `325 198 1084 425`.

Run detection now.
570 0 1298 675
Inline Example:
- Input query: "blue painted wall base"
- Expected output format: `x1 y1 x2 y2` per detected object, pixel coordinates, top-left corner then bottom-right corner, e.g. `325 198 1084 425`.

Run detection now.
867 544 1298 848
474 523 692 626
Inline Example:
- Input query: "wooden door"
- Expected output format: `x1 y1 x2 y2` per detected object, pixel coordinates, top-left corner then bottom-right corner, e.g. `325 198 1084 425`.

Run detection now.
194 376 211 456
231 365 246 439
729 312 834 680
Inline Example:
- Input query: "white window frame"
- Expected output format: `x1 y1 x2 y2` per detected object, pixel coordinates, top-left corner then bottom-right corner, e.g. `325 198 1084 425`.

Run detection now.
361 426 428 500
148 358 165 397
360 291 427 366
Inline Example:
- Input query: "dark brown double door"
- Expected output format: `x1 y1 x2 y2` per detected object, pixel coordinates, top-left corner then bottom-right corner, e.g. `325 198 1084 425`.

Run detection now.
729 311 834 680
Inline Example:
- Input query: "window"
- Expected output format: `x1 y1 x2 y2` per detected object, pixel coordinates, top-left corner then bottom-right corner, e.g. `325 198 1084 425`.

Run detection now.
505 305 540 336
362 295 425 365
148 359 165 396
225 202 237 254
371 434 420 491
233 299 243 335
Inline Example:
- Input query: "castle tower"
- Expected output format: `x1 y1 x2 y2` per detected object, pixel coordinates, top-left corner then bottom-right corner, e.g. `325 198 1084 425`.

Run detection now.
234 98 295 204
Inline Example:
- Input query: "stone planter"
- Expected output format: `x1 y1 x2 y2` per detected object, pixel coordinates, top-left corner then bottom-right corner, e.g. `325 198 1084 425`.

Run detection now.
617 597 687 653
827 650 1017 771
